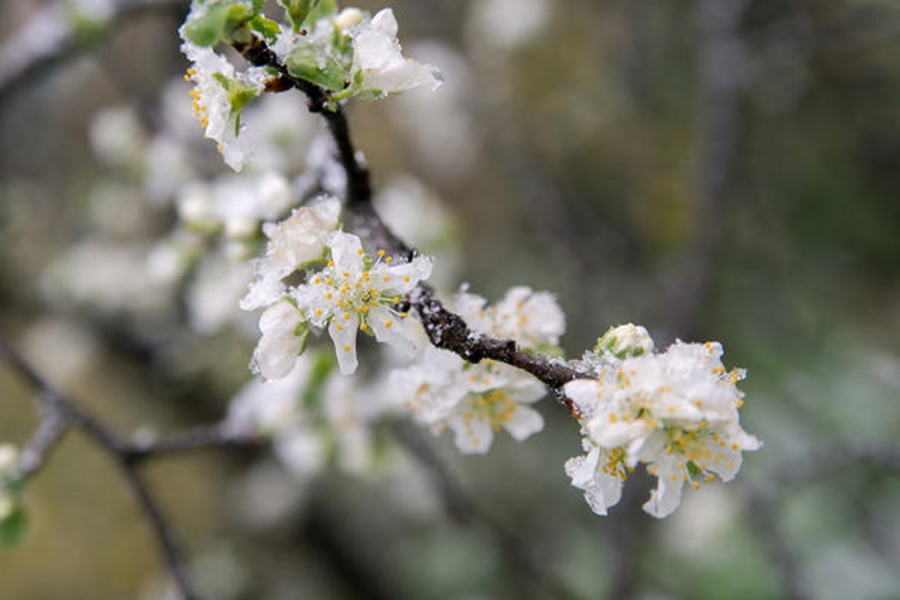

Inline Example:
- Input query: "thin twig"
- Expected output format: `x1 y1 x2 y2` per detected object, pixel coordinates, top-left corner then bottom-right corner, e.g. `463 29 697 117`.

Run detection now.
0 334 197 600
0 0 185 106
232 36 594 410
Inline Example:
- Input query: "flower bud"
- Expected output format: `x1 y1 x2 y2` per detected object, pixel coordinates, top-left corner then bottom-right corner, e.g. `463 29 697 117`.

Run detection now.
336 8 363 30
595 323 654 358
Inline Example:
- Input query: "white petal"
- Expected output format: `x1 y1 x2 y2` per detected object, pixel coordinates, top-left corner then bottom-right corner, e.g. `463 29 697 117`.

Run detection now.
327 231 365 275
447 409 493 454
368 306 419 357
503 405 544 441
643 465 686 518
329 313 360 374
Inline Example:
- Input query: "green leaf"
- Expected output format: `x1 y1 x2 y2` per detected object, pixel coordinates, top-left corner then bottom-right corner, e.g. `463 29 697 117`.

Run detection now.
210 73 260 114
285 43 348 91
182 0 254 47
303 0 337 28
277 0 319 32
0 504 27 548
248 15 281 42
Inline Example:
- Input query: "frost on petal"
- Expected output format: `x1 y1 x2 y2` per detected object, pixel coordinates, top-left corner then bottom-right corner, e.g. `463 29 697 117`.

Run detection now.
180 42 264 171
368 306 420 358
351 8 442 98
565 337 759 518
241 195 341 311
565 447 624 516
251 301 307 379
329 313 360 374
327 230 365 275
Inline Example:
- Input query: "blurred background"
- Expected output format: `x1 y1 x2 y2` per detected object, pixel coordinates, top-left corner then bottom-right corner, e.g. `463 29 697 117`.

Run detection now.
2 0 900 598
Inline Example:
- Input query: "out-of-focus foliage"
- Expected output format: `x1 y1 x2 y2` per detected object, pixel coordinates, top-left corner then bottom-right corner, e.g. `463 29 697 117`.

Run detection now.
1 0 899 598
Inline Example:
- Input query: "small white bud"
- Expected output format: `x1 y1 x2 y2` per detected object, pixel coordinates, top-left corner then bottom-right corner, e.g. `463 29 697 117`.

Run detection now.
595 323 654 358
336 8 364 30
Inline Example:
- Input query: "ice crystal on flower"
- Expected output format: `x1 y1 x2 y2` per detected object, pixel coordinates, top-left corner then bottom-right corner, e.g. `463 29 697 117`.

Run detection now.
246 226 433 378
455 285 565 349
564 340 761 518
290 231 432 374
179 42 266 171
350 9 442 99
241 196 342 312
392 286 562 453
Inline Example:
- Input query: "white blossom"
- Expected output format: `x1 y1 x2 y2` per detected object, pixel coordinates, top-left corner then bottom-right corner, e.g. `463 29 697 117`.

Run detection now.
564 340 761 518
455 285 565 348
289 231 432 374
350 9 442 99
180 42 266 171
241 196 342 312
251 300 309 379
391 346 546 454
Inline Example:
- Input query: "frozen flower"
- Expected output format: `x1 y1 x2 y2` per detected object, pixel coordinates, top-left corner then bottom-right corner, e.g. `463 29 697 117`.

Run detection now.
251 300 309 379
289 231 432 374
349 9 442 99
455 286 565 349
564 340 761 518
392 346 546 454
180 42 266 171
241 196 342 311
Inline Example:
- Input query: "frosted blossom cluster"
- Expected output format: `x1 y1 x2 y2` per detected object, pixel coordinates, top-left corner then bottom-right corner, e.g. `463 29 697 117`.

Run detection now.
391 287 564 453
242 203 433 377
564 337 761 518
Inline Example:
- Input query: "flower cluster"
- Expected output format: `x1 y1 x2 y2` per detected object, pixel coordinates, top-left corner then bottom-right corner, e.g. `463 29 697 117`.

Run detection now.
564 330 761 518
242 199 433 377
179 1 440 171
391 286 565 453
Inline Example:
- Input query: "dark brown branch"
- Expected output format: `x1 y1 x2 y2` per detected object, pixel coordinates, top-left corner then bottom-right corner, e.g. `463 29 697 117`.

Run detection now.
234 35 593 407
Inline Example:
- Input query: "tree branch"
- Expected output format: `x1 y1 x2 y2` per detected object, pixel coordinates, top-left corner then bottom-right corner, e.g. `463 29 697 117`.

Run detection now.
0 0 185 107
0 334 199 599
233 35 593 411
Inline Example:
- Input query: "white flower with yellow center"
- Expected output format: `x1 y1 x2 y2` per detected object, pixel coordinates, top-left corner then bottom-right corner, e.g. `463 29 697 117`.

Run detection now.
564 340 761 518
392 346 546 454
180 41 266 171
291 231 432 374
455 285 565 349
241 196 342 312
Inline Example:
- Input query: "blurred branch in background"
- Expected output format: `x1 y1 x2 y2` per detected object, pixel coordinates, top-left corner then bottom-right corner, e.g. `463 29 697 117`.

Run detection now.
0 0 186 107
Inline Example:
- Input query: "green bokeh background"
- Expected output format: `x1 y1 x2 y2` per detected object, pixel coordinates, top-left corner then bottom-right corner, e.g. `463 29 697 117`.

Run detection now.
1 0 899 598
